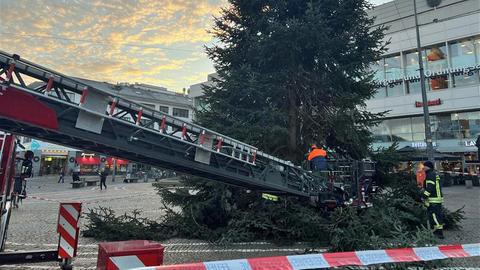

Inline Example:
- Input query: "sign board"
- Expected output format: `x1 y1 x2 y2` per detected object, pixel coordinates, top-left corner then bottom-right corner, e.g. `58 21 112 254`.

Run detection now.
411 141 438 148
415 98 442 108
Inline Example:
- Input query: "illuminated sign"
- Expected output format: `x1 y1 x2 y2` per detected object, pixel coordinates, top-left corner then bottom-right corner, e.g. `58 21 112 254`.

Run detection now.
411 141 437 148
415 98 442 107
464 140 477 147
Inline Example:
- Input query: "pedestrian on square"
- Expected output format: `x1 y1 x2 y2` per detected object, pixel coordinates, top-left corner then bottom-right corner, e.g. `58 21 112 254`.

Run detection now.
99 168 108 190
416 162 426 188
476 135 480 160
422 161 444 239
58 167 65 183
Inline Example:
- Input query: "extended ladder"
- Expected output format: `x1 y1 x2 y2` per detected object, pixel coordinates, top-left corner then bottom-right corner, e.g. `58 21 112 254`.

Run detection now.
0 51 330 197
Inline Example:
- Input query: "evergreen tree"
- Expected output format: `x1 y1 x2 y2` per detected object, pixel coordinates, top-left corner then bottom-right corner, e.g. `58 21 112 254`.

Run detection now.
198 0 387 162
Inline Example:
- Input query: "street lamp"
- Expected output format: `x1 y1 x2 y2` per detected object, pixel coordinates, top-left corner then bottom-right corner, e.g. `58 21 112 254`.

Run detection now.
413 0 435 161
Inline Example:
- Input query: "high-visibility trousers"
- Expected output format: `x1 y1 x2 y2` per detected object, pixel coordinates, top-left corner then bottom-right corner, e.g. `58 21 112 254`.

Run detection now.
427 203 444 231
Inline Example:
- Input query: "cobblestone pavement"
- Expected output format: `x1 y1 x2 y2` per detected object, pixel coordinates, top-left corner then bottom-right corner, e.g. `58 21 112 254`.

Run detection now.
0 176 478 269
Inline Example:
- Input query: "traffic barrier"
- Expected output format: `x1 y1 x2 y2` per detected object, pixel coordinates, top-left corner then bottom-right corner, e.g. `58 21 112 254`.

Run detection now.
131 243 479 270
97 240 164 270
57 202 82 259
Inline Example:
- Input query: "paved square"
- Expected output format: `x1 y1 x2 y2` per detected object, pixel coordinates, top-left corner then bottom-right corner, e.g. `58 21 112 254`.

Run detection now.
1 176 479 269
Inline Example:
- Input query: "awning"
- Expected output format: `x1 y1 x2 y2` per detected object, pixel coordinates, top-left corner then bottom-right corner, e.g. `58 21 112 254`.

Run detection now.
107 157 128 165
76 157 100 165
397 146 461 161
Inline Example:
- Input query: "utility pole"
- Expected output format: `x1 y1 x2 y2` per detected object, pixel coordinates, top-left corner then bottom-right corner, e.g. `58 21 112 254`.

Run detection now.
112 158 116 182
413 0 434 161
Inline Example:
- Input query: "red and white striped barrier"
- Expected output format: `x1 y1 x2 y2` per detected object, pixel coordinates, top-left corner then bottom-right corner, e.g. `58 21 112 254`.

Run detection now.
57 202 82 259
132 243 479 270
98 240 164 270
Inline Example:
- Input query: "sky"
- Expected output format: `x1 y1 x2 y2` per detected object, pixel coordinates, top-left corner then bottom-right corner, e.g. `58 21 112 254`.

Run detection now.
0 0 392 92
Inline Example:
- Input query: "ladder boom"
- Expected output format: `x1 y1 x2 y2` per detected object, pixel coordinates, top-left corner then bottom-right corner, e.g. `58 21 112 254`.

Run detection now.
0 51 327 197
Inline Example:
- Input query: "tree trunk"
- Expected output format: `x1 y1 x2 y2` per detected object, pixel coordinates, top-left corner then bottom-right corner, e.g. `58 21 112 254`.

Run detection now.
287 88 298 161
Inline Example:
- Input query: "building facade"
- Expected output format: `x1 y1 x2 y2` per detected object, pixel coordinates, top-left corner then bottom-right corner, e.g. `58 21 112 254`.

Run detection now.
367 0 480 159
21 79 193 176
188 73 217 118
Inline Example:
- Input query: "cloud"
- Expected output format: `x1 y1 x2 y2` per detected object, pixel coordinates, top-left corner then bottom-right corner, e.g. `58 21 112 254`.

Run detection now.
0 0 224 92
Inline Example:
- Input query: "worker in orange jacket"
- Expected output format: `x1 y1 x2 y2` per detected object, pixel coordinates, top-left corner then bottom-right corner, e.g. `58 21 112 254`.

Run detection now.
308 144 327 171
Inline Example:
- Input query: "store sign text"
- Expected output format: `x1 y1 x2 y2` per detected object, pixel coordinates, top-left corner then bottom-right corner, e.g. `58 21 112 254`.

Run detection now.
415 98 442 108
464 140 478 147
411 142 437 148
379 64 480 87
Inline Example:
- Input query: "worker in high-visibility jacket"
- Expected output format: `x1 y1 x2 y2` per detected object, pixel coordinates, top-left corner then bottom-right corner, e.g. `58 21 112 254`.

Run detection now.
307 144 327 171
422 160 444 239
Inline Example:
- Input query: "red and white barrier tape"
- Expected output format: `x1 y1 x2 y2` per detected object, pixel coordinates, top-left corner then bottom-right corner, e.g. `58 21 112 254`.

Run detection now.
132 243 479 270
439 171 479 177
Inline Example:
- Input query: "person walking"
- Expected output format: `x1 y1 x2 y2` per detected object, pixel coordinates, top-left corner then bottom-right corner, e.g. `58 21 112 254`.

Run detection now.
72 164 80 182
422 161 444 239
58 167 65 183
99 169 108 190
307 144 327 171
476 135 480 161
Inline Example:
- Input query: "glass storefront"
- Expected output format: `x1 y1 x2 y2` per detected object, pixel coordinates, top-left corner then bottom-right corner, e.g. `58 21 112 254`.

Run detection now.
425 44 449 91
372 110 480 143
40 156 67 175
370 35 480 98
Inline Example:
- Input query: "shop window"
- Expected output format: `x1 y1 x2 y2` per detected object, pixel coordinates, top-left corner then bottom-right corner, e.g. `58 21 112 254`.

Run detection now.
173 108 189 118
386 82 404 97
456 111 480 139
374 87 387 99
431 114 459 140
425 44 449 91
384 54 403 80
411 117 425 141
450 39 479 87
370 60 385 81
385 118 412 141
404 50 423 78
476 37 480 63
406 78 429 95
371 121 407 142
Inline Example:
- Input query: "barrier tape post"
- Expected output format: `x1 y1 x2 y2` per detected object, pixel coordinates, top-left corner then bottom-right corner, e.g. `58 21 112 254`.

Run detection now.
57 202 82 269
130 243 480 270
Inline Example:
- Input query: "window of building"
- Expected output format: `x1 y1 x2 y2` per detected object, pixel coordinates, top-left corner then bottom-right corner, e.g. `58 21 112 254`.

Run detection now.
371 122 391 142
456 111 480 139
404 50 422 78
425 44 449 91
411 117 425 141
404 50 427 94
385 118 412 141
159 106 169 114
431 114 459 140
386 82 404 97
450 39 479 87
141 103 155 109
406 78 423 95
369 61 385 81
476 37 480 63
384 54 403 80
173 108 189 118
374 87 387 99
